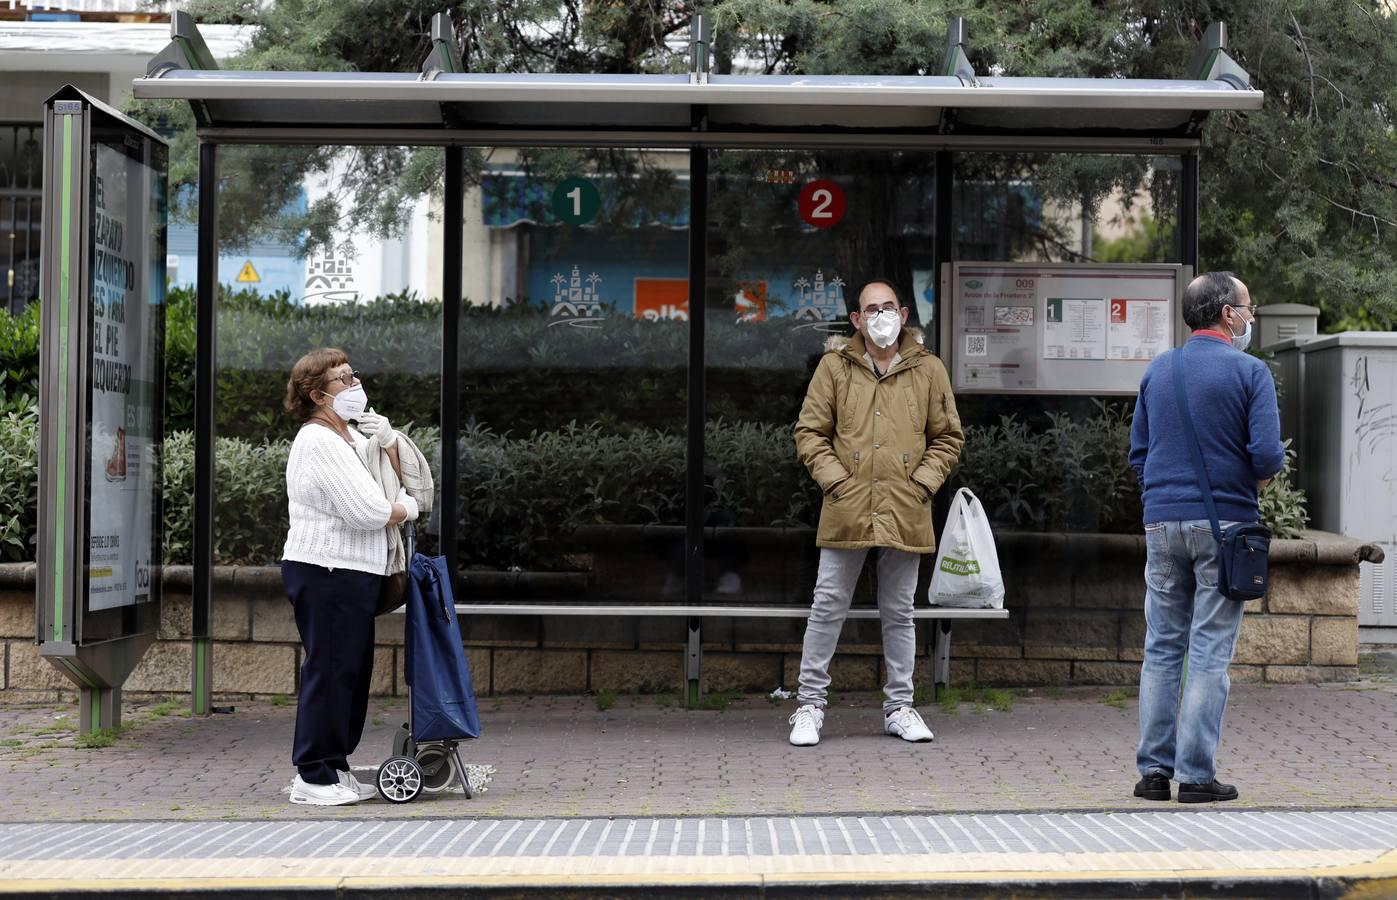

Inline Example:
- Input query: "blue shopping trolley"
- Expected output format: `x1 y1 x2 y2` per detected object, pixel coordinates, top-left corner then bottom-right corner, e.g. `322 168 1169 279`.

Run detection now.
376 545 482 803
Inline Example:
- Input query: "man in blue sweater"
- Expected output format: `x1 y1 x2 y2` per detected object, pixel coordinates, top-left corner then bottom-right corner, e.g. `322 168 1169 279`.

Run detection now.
1128 271 1284 804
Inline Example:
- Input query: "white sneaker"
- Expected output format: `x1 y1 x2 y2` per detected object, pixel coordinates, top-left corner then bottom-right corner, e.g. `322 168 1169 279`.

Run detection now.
340 770 377 801
788 704 824 746
884 706 934 742
290 775 361 806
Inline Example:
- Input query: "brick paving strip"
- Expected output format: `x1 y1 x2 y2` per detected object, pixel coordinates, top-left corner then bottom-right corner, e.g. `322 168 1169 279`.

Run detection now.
3 682 1395 821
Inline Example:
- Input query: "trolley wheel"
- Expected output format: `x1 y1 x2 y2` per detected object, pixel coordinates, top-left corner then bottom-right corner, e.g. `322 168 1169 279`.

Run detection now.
413 744 458 794
376 756 423 804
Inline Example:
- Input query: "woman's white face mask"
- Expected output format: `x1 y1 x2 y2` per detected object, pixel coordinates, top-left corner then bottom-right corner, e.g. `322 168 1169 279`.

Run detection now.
327 384 368 421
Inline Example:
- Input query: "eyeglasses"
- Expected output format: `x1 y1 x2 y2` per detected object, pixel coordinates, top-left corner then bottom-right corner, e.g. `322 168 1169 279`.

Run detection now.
858 304 898 316
1226 303 1254 318
325 369 360 388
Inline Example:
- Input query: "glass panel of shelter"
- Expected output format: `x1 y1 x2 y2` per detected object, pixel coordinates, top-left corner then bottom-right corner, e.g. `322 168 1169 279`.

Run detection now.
209 144 444 569
454 146 690 611
702 149 939 617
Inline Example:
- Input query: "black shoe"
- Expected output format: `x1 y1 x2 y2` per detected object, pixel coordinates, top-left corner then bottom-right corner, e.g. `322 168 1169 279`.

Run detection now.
1177 780 1239 803
1133 774 1171 801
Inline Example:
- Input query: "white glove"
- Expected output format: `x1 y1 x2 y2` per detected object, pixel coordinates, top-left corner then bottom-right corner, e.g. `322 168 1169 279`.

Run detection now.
395 487 419 522
358 408 398 448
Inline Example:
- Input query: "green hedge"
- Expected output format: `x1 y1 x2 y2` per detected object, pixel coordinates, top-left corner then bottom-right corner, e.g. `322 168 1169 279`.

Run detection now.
0 289 1310 567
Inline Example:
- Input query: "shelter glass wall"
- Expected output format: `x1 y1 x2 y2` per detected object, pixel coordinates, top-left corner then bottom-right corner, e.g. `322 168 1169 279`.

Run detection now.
207 145 444 567
950 152 1182 537
701 149 939 609
453 146 690 610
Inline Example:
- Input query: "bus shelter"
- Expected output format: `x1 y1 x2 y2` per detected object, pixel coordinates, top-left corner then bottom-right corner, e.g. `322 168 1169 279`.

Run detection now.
38 11 1261 727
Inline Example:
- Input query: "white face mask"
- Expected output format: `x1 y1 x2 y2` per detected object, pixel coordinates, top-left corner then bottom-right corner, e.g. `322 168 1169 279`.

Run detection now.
329 384 368 421
1227 307 1253 351
865 309 902 349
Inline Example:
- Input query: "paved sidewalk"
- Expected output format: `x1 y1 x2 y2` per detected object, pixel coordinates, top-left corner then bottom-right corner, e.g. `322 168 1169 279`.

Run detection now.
2 680 1396 821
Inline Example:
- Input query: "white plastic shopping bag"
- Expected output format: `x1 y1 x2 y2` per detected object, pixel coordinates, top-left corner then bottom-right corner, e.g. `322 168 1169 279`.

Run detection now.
927 487 1005 608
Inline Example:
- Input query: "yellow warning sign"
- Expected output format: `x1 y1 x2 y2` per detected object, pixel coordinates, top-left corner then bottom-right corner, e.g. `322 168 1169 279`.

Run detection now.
236 260 260 283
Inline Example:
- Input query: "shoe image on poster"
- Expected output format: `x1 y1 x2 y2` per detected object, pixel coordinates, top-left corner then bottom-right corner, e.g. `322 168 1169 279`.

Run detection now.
104 425 127 482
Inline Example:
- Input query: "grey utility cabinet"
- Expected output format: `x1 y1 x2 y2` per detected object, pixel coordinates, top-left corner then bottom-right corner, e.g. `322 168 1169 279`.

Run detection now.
1297 333 1397 631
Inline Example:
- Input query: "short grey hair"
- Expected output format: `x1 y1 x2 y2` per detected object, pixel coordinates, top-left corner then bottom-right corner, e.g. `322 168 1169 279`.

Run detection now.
1181 271 1238 330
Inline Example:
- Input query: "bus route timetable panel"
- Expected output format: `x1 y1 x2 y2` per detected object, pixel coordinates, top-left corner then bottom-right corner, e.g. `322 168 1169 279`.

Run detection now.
940 262 1187 395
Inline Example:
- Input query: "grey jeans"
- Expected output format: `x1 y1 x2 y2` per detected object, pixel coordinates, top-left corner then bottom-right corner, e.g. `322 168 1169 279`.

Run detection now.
796 547 920 713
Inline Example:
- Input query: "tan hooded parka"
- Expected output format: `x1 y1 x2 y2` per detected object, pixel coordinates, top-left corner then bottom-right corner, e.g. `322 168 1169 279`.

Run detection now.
794 328 964 554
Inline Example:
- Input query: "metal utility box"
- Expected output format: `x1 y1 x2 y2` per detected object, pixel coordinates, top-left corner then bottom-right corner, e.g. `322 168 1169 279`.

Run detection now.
1265 336 1320 480
1298 333 1397 630
1255 303 1319 349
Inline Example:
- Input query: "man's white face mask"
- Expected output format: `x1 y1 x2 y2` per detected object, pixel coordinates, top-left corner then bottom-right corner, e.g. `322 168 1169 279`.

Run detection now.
864 309 901 349
1226 306 1253 351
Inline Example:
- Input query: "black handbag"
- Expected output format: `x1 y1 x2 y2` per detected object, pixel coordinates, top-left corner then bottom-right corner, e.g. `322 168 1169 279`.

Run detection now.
1170 348 1271 602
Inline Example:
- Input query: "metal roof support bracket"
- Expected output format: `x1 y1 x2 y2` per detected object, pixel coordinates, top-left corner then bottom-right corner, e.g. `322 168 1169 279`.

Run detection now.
940 16 977 135
421 12 464 80
146 9 219 78
1189 22 1252 90
421 13 466 130
146 11 217 126
690 15 711 86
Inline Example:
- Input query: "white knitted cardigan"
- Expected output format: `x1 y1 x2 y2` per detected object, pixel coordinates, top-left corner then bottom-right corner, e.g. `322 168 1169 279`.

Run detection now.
282 423 394 575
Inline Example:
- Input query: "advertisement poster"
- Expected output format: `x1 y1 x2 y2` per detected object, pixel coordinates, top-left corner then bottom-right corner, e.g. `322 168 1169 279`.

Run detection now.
87 142 162 612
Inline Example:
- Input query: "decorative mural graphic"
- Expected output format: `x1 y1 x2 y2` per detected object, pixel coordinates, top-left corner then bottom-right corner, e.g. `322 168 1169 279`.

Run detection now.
303 245 360 305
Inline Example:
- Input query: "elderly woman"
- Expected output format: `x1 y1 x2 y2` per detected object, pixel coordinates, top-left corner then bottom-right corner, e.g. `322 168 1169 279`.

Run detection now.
281 348 417 806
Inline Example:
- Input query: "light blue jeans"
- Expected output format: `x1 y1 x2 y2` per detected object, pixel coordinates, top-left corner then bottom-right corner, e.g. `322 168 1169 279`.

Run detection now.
797 547 920 713
1137 519 1246 784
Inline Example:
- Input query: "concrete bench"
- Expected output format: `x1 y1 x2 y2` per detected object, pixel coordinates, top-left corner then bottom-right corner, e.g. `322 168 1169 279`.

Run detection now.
448 603 1009 706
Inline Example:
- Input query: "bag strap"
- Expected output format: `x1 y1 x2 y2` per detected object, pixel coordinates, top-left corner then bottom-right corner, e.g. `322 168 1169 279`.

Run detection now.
1170 347 1224 545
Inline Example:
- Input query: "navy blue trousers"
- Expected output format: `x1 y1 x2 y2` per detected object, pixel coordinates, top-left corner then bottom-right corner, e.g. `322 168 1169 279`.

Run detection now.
282 560 380 785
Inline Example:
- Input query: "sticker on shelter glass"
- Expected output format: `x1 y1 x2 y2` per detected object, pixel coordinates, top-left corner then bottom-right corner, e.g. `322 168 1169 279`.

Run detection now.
790 269 846 331
304 246 359 305
552 178 600 226
548 265 606 328
798 180 846 228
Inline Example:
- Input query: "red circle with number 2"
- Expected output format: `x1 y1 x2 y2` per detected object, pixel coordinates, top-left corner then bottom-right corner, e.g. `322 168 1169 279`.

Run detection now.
798 180 846 228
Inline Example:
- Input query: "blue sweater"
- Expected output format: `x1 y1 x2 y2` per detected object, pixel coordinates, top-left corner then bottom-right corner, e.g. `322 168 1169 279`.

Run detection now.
1129 333 1285 525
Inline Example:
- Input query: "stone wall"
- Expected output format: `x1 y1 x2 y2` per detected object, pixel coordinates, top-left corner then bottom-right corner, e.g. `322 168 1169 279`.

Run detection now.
0 530 1376 700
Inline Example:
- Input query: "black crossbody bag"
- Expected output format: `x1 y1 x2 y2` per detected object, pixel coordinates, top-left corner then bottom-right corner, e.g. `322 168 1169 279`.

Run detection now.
1170 348 1271 602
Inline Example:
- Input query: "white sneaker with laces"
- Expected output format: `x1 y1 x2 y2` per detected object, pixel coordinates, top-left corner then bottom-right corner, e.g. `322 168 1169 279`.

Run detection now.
290 775 361 806
884 706 934 742
788 704 824 746
340 770 377 801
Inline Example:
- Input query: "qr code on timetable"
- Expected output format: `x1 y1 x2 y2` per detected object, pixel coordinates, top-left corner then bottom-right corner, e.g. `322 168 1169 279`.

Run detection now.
965 334 988 357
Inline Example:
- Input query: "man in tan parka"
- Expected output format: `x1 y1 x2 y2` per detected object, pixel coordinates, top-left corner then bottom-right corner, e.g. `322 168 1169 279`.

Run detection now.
788 278 964 746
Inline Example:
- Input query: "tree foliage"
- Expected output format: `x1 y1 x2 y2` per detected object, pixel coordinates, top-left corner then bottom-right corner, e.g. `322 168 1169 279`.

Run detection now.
134 0 1397 324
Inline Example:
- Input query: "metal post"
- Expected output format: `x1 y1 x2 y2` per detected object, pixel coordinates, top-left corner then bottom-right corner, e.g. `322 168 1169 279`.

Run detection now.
1180 151 1199 270
441 146 463 594
932 150 953 357
932 620 952 700
684 144 708 706
191 141 217 717
686 616 703 706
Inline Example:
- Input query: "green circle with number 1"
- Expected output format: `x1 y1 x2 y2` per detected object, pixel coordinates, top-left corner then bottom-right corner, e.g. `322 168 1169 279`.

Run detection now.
552 178 600 225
